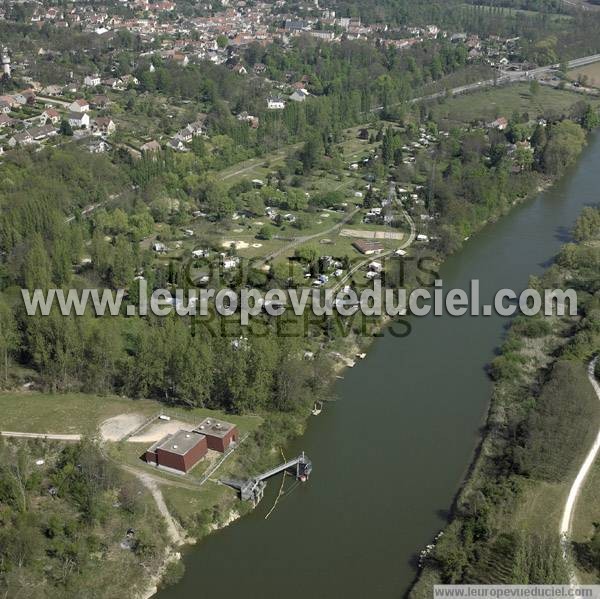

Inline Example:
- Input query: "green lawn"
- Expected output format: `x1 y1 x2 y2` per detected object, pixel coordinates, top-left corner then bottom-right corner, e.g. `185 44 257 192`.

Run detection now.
573 458 600 542
430 83 600 125
0 392 262 436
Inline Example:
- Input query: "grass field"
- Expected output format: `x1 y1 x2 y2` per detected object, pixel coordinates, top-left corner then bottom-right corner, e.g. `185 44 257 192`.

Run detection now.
0 392 262 436
430 83 600 125
573 458 600 542
569 63 600 89
464 4 573 19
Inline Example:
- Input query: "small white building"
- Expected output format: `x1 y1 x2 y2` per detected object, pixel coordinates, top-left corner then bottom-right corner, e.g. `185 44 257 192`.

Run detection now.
69 99 90 113
68 112 90 129
267 97 285 110
84 74 101 87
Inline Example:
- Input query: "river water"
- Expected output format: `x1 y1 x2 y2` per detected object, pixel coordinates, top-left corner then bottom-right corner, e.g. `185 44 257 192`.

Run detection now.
157 132 600 599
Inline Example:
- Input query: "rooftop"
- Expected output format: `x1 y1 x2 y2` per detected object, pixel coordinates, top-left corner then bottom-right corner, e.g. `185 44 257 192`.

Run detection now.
156 429 205 455
194 417 236 439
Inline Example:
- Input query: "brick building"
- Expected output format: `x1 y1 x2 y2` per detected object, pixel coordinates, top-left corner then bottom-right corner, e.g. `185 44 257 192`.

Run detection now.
145 430 207 473
194 418 238 452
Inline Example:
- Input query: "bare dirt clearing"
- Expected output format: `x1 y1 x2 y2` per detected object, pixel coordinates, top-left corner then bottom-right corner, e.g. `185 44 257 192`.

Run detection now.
100 413 148 441
340 228 404 240
128 419 193 443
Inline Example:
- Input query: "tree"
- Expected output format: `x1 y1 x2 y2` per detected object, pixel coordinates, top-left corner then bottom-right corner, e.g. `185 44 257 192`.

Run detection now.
0 300 17 385
582 104 600 131
543 121 586 175
59 119 73 136
514 147 534 172
22 234 52 290
529 79 540 97
299 134 324 173
257 225 273 240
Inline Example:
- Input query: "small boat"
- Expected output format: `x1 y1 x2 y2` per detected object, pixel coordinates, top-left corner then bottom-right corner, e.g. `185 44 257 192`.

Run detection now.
356 352 367 359
311 401 323 416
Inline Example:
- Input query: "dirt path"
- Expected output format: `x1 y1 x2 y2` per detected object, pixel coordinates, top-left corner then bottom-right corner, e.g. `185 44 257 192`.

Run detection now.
560 356 600 582
0 431 81 441
259 208 360 265
129 469 186 545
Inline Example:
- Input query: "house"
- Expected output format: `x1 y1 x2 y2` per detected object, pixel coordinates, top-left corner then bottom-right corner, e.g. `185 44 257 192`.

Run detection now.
13 90 36 105
231 63 247 75
167 138 187 152
352 240 384 255
41 84 62 96
237 112 259 128
175 128 193 143
267 97 285 110
93 117 116 135
69 98 89 113
84 74 101 87
141 140 161 153
193 418 238 452
40 108 60 125
487 116 508 131
284 19 309 32
8 131 34 147
144 430 208 474
27 124 57 141
0 114 14 128
171 52 189 67
222 255 240 270
120 74 139 88
0 98 12 113
153 242 167 253
289 89 309 102
88 139 110 154
186 120 205 137
91 94 110 109
68 111 90 129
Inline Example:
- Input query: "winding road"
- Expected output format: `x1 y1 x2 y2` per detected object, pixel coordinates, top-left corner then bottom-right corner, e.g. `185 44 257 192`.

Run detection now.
560 356 600 581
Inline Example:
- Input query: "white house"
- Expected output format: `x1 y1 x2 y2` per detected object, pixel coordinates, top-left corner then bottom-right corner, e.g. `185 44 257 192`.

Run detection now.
41 108 61 124
222 255 240 270
69 98 90 113
84 74 101 87
68 111 90 129
267 97 285 110
289 88 309 102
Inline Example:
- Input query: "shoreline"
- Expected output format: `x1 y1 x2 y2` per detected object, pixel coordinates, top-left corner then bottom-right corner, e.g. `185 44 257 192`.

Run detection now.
143 150 580 597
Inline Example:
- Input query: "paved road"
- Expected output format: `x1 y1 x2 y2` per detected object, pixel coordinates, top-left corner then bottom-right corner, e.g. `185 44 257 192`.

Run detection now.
560 356 600 582
411 53 600 105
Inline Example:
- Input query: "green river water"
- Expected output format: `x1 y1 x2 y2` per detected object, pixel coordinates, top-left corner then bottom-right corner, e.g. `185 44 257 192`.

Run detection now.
157 132 600 599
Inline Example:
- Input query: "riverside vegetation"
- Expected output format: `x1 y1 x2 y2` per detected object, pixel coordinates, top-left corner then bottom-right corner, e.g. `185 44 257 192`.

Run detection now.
411 206 600 593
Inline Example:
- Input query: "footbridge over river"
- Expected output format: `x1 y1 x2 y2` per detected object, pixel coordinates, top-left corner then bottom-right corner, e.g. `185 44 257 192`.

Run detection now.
221 452 312 505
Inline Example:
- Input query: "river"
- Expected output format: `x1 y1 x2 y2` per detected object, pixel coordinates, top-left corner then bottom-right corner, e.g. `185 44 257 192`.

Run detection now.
157 132 600 599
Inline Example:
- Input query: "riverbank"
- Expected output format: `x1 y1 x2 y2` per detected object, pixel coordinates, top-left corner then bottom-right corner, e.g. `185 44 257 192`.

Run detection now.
411 206 600 594
151 116 596 596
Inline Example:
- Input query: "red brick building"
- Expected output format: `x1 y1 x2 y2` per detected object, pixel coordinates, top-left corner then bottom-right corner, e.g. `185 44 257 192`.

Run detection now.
145 430 207 473
194 418 238 452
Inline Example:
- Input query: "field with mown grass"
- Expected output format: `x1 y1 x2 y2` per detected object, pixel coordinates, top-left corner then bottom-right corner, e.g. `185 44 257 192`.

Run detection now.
0 392 262 436
429 83 600 125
